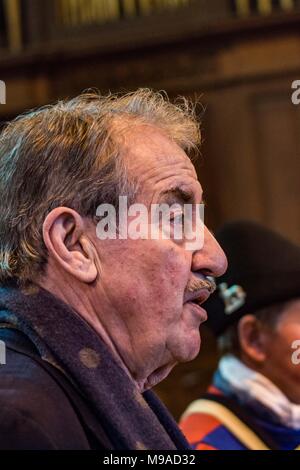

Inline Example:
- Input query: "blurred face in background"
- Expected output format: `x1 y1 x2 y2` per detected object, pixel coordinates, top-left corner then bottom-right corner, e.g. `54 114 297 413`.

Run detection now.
261 299 300 404
240 299 300 404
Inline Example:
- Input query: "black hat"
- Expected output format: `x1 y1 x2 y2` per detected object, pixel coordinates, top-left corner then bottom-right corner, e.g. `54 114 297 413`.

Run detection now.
204 220 300 336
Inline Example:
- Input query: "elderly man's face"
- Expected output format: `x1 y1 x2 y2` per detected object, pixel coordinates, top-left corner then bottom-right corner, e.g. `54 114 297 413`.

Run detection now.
89 126 227 389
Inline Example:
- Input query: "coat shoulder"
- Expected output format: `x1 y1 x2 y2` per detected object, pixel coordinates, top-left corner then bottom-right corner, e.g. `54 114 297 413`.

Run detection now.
0 344 90 449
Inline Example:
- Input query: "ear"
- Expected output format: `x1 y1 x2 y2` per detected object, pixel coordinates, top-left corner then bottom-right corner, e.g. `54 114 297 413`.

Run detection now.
238 314 267 364
42 207 98 283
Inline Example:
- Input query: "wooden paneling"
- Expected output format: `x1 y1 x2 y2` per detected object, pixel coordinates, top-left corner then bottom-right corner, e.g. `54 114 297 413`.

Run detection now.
251 88 300 243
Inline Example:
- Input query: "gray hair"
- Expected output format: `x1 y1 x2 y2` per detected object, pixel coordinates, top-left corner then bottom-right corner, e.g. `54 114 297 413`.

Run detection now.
0 88 201 287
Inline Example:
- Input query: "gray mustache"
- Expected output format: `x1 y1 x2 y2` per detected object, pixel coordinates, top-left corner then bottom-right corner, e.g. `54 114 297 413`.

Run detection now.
186 276 216 294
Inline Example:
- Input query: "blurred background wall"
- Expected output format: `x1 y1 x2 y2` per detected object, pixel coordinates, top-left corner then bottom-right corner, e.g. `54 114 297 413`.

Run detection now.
1 0 300 419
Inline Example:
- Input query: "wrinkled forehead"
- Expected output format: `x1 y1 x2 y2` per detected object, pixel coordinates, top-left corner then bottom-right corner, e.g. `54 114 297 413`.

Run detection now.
120 125 200 195
124 125 195 162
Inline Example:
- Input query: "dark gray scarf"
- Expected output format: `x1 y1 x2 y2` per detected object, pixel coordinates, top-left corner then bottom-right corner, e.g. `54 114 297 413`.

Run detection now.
0 285 190 450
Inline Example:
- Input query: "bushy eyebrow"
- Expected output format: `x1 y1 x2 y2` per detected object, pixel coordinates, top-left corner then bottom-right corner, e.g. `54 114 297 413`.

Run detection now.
159 187 204 205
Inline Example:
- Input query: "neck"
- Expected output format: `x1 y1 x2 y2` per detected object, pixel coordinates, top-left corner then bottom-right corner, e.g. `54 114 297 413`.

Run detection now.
38 271 141 390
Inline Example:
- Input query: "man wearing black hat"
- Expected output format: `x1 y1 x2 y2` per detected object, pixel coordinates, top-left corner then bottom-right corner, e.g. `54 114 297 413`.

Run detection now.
180 221 300 450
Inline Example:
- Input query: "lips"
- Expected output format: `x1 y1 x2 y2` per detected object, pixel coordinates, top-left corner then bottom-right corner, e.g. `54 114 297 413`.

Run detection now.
184 288 211 306
186 300 208 324
184 289 210 324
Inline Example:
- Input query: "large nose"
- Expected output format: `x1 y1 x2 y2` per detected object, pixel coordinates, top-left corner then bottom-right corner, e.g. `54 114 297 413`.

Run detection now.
191 225 227 278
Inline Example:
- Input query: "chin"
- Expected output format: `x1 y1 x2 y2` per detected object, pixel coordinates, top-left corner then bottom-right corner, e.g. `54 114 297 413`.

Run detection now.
176 331 202 363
